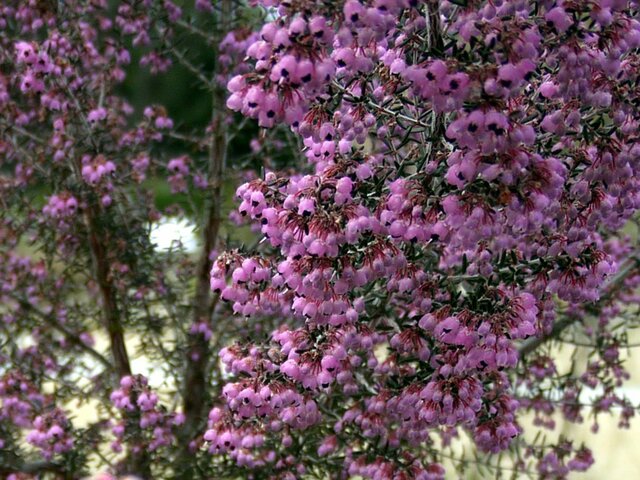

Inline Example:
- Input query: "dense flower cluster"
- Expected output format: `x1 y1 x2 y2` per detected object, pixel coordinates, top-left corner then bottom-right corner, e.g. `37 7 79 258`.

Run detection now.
0 372 46 430
110 375 183 453
25 409 74 460
1 372 73 460
206 0 640 478
42 193 79 219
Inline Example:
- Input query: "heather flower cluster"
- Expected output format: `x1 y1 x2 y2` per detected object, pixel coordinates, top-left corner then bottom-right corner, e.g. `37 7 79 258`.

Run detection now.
1 372 73 461
206 0 640 478
3 0 640 479
110 375 183 454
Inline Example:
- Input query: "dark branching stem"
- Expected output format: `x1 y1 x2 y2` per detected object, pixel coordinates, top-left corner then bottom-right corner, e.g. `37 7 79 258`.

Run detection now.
519 250 640 359
518 315 577 359
426 0 444 53
64 84 133 383
85 204 132 379
0 459 69 478
84 204 150 478
13 295 113 370
425 0 446 166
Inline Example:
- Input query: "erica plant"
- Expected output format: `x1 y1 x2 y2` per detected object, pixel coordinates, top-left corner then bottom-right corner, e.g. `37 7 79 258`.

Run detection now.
2 0 640 479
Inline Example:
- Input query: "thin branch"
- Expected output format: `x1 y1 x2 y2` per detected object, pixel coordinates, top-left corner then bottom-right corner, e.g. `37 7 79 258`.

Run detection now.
519 250 640 358
11 295 113 370
0 459 67 477
175 18 218 44
165 130 207 147
158 26 214 89
2 122 47 145
332 81 431 129
83 206 133 379
554 338 640 348
60 80 132 379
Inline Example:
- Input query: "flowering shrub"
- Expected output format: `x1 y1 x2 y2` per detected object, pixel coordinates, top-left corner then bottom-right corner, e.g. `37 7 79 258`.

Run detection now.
2 0 640 479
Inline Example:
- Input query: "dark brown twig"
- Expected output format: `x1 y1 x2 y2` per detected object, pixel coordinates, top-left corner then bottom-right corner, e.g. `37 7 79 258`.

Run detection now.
519 250 640 358
11 294 113 370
